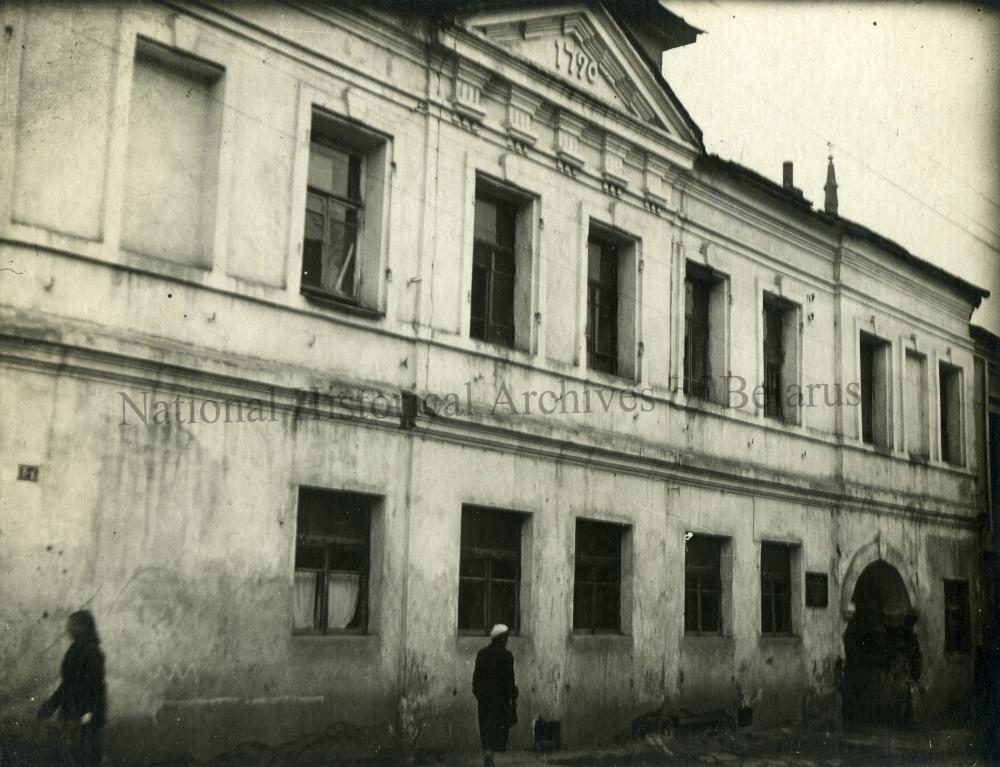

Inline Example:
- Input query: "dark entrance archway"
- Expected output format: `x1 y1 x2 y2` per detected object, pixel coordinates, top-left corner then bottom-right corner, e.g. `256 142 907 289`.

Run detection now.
843 561 921 726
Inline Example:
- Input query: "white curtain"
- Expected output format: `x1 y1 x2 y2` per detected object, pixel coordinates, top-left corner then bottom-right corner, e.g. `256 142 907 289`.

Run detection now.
327 572 361 629
293 571 317 630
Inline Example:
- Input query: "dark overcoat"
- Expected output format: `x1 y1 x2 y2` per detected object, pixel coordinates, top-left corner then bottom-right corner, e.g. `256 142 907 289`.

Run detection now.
39 639 107 726
472 641 517 751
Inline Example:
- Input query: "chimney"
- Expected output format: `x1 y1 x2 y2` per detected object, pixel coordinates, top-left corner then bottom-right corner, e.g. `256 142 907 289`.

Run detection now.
781 161 803 199
824 155 839 216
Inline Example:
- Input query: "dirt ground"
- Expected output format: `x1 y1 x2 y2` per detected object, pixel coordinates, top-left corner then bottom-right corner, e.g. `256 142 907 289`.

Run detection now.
1 720 984 766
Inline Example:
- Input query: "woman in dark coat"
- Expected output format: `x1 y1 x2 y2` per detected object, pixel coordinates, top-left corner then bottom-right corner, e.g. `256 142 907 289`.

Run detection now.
472 624 517 767
37 610 106 767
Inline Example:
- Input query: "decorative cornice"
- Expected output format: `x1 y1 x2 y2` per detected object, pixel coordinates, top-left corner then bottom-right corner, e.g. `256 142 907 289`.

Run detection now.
452 59 490 130
643 155 670 214
505 84 541 153
601 134 630 197
554 110 586 176
0 334 980 530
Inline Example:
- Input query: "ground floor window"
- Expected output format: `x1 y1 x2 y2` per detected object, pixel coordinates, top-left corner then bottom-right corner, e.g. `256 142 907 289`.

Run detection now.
761 542 792 635
293 487 373 634
574 519 624 633
458 506 523 634
685 535 723 635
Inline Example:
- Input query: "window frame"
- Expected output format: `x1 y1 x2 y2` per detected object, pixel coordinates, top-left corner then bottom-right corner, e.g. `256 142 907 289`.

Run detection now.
684 266 713 401
457 506 524 636
573 519 625 634
293 487 374 636
470 184 521 349
859 331 893 449
939 361 964 466
760 292 802 424
904 349 930 459
684 534 724 636
301 136 365 303
586 234 620 376
296 102 391 315
760 542 793 636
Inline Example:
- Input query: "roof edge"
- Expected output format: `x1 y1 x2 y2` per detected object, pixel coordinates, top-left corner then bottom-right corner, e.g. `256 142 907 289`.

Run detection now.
698 154 990 305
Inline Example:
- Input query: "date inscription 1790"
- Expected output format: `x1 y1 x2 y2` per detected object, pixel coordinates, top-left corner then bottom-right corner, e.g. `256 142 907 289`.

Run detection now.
554 39 600 84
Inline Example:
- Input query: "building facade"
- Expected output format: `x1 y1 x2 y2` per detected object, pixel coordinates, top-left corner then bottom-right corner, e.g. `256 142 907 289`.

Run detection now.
0 1 990 760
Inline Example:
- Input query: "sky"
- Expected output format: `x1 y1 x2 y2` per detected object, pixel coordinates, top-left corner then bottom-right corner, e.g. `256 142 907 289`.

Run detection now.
661 1 1000 335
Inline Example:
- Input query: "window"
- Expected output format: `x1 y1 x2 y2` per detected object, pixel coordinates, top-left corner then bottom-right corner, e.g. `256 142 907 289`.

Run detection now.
458 506 523 634
939 362 963 465
121 39 223 268
685 267 711 399
761 542 792 635
470 177 534 350
293 488 372 634
943 579 970 653
586 224 638 379
805 572 828 608
685 535 723 635
471 194 516 346
859 332 892 448
904 351 930 458
587 236 619 375
762 294 799 422
301 110 387 309
303 142 361 299
684 263 727 404
574 519 624 633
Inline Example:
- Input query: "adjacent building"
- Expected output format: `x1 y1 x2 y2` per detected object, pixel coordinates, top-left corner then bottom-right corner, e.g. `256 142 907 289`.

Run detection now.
0 1 991 760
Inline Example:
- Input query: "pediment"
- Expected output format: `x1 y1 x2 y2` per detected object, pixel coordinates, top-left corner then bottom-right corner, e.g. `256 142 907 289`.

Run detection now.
459 6 698 146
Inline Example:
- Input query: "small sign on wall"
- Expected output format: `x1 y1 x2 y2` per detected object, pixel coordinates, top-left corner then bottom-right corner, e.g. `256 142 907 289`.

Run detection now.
805 572 829 608
17 465 39 482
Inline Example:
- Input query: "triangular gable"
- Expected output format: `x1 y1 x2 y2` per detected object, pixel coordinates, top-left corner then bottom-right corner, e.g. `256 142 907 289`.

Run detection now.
455 4 700 148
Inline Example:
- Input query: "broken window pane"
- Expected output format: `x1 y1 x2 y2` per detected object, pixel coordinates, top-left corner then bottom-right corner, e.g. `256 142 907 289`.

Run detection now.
301 128 364 302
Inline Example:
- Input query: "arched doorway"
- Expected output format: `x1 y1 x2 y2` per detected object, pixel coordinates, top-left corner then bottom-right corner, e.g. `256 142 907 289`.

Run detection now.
843 561 921 726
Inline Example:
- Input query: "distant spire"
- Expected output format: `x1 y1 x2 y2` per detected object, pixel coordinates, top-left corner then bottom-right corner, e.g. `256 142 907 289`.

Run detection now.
824 154 839 216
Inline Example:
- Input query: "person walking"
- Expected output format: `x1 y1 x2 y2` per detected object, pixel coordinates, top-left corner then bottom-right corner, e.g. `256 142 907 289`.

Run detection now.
37 610 107 767
472 624 518 767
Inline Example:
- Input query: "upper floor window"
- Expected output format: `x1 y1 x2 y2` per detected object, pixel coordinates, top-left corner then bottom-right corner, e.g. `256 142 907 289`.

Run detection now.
586 224 639 380
904 350 930 459
304 141 361 299
301 110 388 311
470 176 534 350
760 542 793 636
684 262 727 404
458 506 524 634
573 519 625 633
293 488 374 634
762 293 799 423
939 362 963 465
859 332 892 448
587 236 619 374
